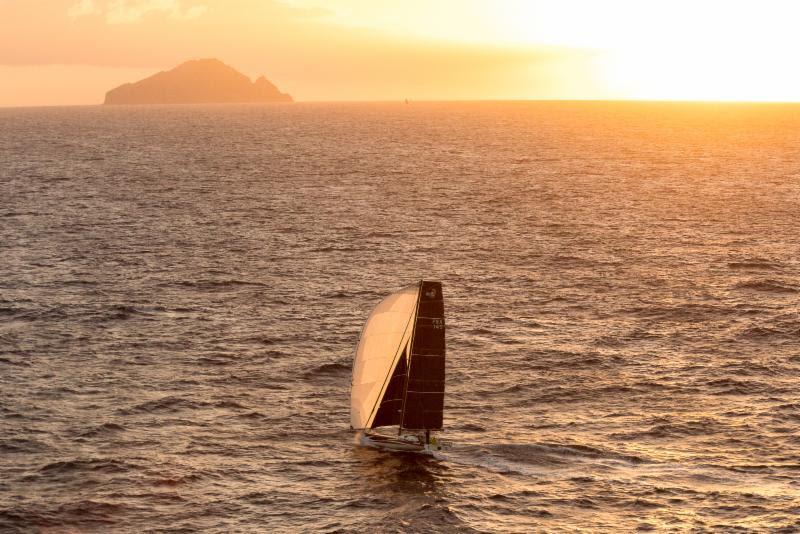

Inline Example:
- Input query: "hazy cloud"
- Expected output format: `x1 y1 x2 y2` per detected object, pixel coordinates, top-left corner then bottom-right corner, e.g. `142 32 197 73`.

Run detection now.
68 0 207 24
67 0 97 19
184 4 207 19
1 0 600 103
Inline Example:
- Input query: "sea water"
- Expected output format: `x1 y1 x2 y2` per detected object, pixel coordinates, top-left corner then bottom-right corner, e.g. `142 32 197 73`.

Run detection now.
1 101 799 532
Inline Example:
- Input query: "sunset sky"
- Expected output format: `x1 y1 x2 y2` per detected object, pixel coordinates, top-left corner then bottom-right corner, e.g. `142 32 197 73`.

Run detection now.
2 0 800 106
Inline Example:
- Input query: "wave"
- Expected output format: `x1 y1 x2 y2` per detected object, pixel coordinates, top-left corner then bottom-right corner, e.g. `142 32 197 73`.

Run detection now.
172 279 268 290
490 442 650 466
0 501 126 531
216 400 246 409
117 396 248 414
118 396 201 414
196 356 237 366
727 261 780 271
56 499 126 522
547 255 605 268
772 402 800 418
3 306 69 322
0 356 32 367
61 279 98 286
243 335 280 345
322 291 353 299
107 304 166 319
372 501 468 534
235 411 269 420
150 473 204 487
38 458 133 475
623 303 729 322
322 288 384 300
0 437 49 454
364 231 395 238
309 246 363 253
0 306 24 317
454 423 487 432
303 361 350 378
706 378 767 395
78 422 126 438
733 280 798 293
737 325 799 341
498 384 528 394
617 419 725 439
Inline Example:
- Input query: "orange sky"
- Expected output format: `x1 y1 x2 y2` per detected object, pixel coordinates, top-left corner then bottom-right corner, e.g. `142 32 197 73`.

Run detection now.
2 0 800 106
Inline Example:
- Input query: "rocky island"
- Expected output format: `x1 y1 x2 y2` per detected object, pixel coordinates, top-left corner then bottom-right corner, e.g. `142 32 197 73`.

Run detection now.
104 59 292 105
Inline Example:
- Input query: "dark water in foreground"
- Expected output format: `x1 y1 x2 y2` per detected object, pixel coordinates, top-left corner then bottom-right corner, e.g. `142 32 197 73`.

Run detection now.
1 102 799 532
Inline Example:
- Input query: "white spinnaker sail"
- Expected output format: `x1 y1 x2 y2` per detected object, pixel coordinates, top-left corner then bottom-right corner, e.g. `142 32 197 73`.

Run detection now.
350 284 419 429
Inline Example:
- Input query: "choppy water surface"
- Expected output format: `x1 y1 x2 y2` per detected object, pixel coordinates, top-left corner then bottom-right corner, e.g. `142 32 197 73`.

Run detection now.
1 102 799 532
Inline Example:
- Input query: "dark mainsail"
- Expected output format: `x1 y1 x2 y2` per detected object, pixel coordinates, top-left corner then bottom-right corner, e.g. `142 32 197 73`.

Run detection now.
401 281 445 430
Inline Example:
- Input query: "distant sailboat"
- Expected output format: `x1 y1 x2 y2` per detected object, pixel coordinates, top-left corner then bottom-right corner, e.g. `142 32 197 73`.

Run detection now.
350 281 446 453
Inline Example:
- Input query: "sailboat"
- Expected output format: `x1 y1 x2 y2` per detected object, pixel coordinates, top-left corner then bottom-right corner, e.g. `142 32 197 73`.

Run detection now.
350 281 446 454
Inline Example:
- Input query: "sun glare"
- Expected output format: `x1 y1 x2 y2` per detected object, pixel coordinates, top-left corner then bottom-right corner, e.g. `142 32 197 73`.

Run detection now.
489 0 800 101
600 46 800 102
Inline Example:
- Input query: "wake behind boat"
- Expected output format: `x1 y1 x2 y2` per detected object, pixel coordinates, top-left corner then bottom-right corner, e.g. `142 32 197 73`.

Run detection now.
350 281 446 454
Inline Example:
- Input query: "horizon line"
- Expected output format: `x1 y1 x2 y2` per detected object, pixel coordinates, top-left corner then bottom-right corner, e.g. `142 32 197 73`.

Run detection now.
4 97 800 109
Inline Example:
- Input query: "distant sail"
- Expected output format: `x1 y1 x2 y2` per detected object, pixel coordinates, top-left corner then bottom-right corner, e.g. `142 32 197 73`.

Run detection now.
350 281 446 432
350 284 418 429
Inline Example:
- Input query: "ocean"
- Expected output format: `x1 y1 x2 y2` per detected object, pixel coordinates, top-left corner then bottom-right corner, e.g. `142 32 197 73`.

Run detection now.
1 101 799 532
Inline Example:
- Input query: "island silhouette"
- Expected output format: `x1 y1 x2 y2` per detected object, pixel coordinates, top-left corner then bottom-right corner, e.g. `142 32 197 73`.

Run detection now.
104 59 292 105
